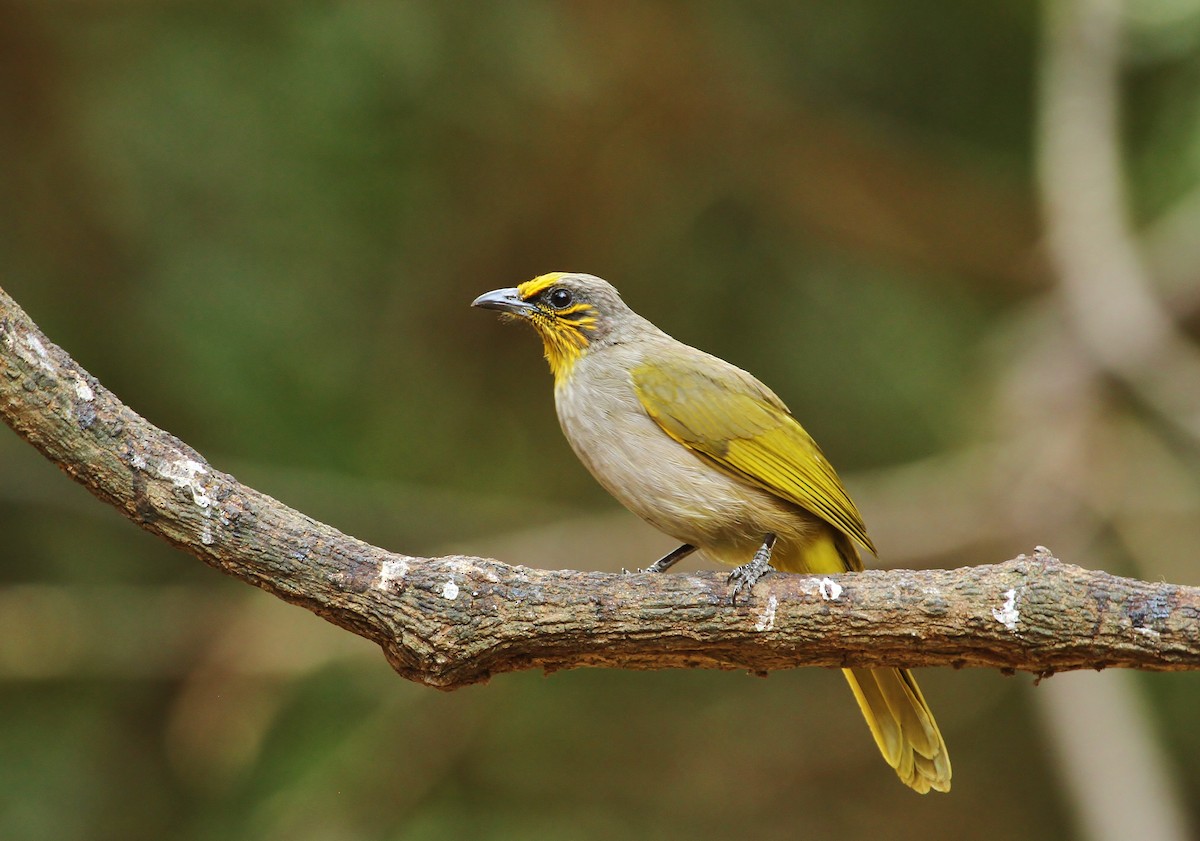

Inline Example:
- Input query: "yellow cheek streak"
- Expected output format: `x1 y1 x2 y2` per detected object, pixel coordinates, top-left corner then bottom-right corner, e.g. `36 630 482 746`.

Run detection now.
510 274 597 381
553 303 599 332
534 315 590 382
529 306 593 382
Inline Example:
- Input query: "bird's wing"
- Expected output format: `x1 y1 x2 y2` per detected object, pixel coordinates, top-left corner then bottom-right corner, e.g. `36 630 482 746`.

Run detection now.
631 354 876 556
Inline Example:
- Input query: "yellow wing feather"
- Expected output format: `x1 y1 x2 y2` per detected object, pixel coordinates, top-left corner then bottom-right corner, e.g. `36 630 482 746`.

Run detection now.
631 356 876 558
632 357 948 792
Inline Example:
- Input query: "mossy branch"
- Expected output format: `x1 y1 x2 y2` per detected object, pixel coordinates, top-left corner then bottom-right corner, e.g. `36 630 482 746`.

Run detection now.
2 286 1198 689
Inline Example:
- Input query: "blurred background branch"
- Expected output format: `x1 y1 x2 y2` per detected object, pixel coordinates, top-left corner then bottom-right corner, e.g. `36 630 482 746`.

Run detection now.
1033 4 1199 840
1040 0 1200 440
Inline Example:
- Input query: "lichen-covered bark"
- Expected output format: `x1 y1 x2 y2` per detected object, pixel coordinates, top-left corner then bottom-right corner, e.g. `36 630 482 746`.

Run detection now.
2 286 1198 689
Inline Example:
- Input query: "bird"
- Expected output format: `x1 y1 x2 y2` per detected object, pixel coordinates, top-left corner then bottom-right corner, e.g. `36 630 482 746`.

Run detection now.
472 271 951 794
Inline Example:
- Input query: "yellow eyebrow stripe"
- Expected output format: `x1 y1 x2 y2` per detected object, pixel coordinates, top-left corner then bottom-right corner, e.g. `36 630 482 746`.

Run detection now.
517 272 566 299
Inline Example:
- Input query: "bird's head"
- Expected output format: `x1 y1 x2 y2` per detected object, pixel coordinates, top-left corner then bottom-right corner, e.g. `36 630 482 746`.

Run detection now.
472 272 640 381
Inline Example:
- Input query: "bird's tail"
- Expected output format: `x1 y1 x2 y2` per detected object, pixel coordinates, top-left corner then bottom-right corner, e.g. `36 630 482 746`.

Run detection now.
820 530 950 791
803 531 951 793
842 667 952 793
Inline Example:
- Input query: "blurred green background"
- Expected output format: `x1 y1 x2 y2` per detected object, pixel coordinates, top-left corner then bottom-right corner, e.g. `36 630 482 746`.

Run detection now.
2 1 1200 839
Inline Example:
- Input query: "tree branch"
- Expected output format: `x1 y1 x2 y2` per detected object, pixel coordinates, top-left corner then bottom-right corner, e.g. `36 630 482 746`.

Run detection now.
2 286 1198 688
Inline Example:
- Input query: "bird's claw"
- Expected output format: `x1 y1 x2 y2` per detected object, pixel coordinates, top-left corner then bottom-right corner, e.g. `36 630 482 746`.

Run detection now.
729 533 778 604
728 561 776 604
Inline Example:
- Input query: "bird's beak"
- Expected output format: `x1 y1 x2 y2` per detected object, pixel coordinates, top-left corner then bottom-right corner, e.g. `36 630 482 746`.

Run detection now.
471 287 533 316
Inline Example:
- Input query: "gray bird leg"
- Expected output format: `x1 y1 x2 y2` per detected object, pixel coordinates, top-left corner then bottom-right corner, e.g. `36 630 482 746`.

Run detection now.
641 543 696 574
728 533 777 603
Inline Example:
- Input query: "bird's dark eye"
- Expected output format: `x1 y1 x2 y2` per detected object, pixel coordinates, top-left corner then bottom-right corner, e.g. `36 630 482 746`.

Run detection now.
547 288 574 309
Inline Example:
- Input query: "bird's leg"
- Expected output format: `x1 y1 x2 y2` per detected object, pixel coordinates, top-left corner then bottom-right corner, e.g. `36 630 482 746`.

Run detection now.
640 543 696 574
624 543 696 574
728 533 777 603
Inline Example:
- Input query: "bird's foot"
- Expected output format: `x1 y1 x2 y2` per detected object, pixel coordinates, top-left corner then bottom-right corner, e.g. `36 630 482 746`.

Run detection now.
728 560 776 602
728 534 777 604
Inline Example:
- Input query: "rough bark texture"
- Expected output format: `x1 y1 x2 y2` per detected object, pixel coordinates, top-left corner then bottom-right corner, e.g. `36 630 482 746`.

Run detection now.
2 286 1198 689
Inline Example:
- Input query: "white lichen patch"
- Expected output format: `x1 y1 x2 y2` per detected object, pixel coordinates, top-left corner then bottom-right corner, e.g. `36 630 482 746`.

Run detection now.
25 334 47 358
440 578 460 600
153 457 216 545
14 333 55 373
157 458 212 508
1133 626 1161 639
130 453 148 470
754 594 778 632
376 558 410 591
70 374 94 401
992 588 1020 631
819 577 843 601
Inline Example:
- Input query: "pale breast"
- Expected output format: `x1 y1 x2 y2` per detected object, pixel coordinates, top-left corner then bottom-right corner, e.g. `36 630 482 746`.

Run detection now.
554 345 816 562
